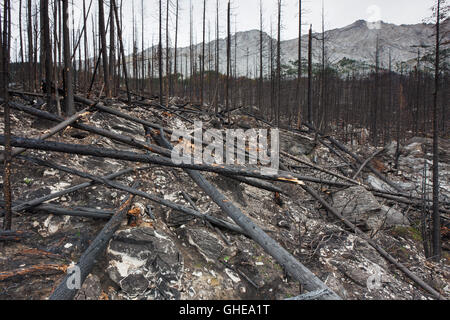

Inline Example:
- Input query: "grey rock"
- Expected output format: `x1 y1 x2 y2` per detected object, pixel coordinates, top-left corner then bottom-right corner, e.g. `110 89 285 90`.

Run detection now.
282 136 317 156
185 228 226 263
214 176 247 206
75 274 102 300
332 186 381 230
107 228 183 299
367 175 397 193
333 186 381 217
380 205 410 227
120 272 150 296
385 141 399 158
166 211 195 227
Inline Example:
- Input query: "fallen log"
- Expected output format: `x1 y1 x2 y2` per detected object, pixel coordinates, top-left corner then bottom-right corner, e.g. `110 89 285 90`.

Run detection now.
0 230 33 242
49 182 139 300
19 155 249 236
226 175 284 194
303 123 404 193
0 264 68 282
74 97 256 163
301 183 444 300
129 99 195 124
9 101 286 194
0 200 114 219
8 100 255 166
281 150 360 185
1 135 354 189
352 147 386 180
11 167 137 213
155 131 342 300
7 105 427 205
0 106 90 161
180 190 232 246
318 138 359 172
242 111 310 134
372 192 450 214
285 289 331 301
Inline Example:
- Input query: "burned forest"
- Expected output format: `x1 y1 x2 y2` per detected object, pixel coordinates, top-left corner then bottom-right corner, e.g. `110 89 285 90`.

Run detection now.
0 0 449 303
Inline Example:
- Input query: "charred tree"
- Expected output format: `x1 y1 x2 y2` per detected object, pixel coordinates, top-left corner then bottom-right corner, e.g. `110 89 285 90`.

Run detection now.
109 0 116 96
226 0 231 122
112 0 131 103
259 0 263 112
276 0 282 127
201 0 206 106
27 0 34 91
159 0 163 105
98 0 111 98
296 0 302 128
1 0 12 231
165 0 170 106
432 0 442 262
62 0 75 115
307 25 312 125
41 0 53 107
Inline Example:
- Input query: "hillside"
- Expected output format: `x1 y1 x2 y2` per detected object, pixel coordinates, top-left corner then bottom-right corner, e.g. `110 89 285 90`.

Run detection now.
140 19 449 77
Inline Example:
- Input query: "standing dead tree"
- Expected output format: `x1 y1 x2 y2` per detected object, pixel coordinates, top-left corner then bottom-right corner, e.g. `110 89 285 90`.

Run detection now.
173 0 179 96
63 0 75 116
307 25 313 125
432 0 442 262
226 0 231 122
165 0 170 107
111 0 131 103
159 0 163 105
276 0 282 127
109 0 116 96
1 0 12 230
296 0 302 128
41 0 53 107
258 0 264 112
27 0 34 91
200 0 206 106
98 0 111 98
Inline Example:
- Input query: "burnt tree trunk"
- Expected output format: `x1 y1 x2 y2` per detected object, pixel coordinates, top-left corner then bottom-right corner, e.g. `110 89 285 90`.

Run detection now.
432 0 441 262
63 0 75 115
98 0 111 98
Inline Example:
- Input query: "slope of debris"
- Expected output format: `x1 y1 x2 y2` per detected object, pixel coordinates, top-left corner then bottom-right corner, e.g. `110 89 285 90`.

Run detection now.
0 94 449 300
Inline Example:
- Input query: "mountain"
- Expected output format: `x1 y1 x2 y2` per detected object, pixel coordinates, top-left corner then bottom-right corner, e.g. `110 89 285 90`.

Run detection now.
140 19 449 78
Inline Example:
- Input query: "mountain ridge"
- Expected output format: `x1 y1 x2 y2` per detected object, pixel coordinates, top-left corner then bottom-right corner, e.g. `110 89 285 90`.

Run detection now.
139 18 449 77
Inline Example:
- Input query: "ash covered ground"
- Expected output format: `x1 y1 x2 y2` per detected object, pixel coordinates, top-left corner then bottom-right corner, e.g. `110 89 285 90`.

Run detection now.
0 94 449 300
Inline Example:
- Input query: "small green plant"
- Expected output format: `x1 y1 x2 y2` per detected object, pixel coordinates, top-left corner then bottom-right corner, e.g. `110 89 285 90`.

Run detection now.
23 178 33 186
391 226 423 242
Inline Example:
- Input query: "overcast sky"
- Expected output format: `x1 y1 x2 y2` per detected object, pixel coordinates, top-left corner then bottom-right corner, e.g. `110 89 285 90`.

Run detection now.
9 0 438 56
123 0 437 46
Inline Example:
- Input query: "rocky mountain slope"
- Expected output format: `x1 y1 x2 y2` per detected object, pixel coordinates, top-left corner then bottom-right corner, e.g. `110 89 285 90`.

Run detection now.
141 19 449 77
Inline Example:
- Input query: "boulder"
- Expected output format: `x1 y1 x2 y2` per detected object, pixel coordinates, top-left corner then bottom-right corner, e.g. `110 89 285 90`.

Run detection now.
185 228 227 263
75 274 102 300
333 186 381 217
380 205 410 227
280 133 317 156
332 186 381 230
332 186 409 230
106 228 183 299
367 175 397 193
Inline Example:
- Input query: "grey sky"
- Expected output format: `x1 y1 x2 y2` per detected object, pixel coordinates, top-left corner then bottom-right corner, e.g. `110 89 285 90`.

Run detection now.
126 0 437 46
9 0 438 56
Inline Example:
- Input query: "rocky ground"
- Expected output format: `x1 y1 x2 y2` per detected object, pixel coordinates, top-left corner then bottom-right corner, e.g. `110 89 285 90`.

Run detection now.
0 94 449 300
